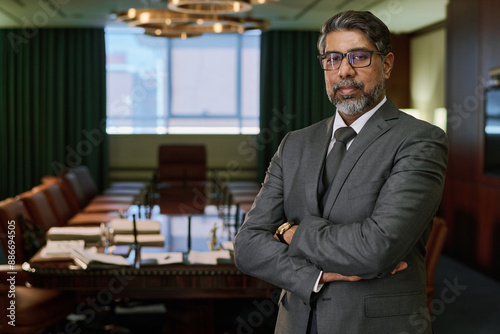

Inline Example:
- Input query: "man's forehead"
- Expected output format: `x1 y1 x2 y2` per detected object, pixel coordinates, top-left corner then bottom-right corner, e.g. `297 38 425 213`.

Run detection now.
324 30 375 52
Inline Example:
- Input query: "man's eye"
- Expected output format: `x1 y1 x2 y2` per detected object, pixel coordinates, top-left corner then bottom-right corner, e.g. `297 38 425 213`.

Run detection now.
353 53 369 60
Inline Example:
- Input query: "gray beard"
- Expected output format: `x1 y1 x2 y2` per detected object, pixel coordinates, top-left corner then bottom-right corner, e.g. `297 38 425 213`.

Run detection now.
329 79 385 116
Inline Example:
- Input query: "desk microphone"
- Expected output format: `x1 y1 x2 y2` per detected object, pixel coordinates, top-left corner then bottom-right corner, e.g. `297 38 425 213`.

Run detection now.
132 214 138 246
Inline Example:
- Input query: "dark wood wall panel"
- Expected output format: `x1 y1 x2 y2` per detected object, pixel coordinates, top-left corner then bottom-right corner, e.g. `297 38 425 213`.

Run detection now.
387 34 410 108
445 0 480 180
443 0 500 280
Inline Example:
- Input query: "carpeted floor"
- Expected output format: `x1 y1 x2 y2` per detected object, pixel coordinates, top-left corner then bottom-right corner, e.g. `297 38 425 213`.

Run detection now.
432 255 500 334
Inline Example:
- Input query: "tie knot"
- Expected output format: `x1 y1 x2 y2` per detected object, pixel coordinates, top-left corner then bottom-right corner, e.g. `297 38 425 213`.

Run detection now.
334 127 357 144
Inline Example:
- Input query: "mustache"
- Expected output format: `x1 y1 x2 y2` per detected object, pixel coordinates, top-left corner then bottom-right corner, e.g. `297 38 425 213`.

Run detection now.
333 79 364 93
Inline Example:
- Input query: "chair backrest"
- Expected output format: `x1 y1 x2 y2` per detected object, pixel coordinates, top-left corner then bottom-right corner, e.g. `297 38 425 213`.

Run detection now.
0 198 31 263
425 216 448 285
157 144 207 182
17 188 62 231
34 182 75 226
59 171 88 210
72 165 99 202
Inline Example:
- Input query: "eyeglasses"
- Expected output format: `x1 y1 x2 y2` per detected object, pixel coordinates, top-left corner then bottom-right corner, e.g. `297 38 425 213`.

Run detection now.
317 50 385 71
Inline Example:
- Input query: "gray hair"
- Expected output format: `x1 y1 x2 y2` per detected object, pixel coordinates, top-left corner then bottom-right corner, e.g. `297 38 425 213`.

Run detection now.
317 10 392 55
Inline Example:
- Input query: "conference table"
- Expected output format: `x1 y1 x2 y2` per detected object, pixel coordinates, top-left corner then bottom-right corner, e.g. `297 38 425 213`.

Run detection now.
23 205 277 333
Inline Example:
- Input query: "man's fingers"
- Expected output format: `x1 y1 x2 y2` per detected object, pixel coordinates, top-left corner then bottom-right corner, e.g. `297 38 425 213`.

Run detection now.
391 261 408 274
321 272 363 283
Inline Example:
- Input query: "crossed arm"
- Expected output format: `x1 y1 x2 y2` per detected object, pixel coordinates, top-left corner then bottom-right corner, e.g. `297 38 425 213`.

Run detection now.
273 225 408 283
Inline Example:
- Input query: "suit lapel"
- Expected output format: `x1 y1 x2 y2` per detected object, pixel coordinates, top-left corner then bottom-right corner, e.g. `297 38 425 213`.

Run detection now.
305 116 334 216
322 99 400 218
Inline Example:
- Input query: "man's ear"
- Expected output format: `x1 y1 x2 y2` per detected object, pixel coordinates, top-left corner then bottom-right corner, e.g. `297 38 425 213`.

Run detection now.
383 52 394 80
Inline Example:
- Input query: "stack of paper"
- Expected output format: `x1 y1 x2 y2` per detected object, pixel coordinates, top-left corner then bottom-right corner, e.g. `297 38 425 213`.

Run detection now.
47 227 103 245
109 219 161 234
113 234 165 246
109 218 164 246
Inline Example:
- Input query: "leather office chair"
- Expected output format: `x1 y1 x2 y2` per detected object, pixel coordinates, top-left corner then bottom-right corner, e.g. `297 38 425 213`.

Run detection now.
72 165 138 205
156 144 207 214
35 181 118 226
0 198 75 334
58 171 131 214
17 190 62 231
425 216 448 309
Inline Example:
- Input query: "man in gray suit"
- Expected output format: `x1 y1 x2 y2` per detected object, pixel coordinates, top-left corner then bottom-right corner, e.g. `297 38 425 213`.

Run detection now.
234 10 448 334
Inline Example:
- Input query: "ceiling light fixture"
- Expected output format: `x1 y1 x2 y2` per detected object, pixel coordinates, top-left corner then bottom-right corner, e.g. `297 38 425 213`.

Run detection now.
144 29 202 39
167 0 253 14
114 0 276 38
116 8 269 37
167 0 278 14
116 9 257 35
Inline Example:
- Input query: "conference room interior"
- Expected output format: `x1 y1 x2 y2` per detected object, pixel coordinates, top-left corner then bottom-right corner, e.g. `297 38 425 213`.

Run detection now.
1 0 500 333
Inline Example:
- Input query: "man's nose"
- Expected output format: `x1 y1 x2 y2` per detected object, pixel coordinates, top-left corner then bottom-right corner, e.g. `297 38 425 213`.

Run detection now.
337 57 355 78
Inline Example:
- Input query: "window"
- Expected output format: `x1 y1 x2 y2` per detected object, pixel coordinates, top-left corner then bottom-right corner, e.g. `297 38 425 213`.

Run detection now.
105 28 261 134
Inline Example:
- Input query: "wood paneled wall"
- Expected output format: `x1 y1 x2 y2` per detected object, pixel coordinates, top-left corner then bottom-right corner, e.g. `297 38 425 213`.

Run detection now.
442 0 500 279
387 34 411 109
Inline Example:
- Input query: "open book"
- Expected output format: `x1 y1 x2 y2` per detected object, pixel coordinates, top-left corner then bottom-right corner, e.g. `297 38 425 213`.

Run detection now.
70 248 131 270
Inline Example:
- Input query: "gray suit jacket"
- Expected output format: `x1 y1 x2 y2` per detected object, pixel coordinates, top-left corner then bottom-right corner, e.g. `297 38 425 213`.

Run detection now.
234 99 448 334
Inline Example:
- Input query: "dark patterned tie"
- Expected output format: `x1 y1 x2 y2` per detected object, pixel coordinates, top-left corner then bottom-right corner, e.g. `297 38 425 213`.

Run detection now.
322 126 357 190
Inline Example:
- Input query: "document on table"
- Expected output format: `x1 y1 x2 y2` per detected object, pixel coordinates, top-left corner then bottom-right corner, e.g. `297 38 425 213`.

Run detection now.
187 250 232 265
140 252 184 265
220 241 234 251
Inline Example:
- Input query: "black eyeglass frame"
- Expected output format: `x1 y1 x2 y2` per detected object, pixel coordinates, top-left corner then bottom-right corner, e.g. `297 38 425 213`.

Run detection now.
317 50 387 71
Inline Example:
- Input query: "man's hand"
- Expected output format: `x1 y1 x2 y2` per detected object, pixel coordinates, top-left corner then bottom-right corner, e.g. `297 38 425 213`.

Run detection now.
319 261 408 283
273 224 298 244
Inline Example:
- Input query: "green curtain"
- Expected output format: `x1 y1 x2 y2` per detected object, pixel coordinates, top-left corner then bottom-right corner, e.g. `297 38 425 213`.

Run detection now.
257 30 335 181
0 28 108 200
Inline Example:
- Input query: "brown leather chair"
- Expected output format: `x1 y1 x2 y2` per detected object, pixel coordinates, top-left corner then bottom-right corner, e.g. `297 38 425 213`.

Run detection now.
425 216 448 308
72 165 137 205
0 198 76 334
156 144 207 214
35 181 118 226
0 199 30 263
17 190 62 231
58 171 131 213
